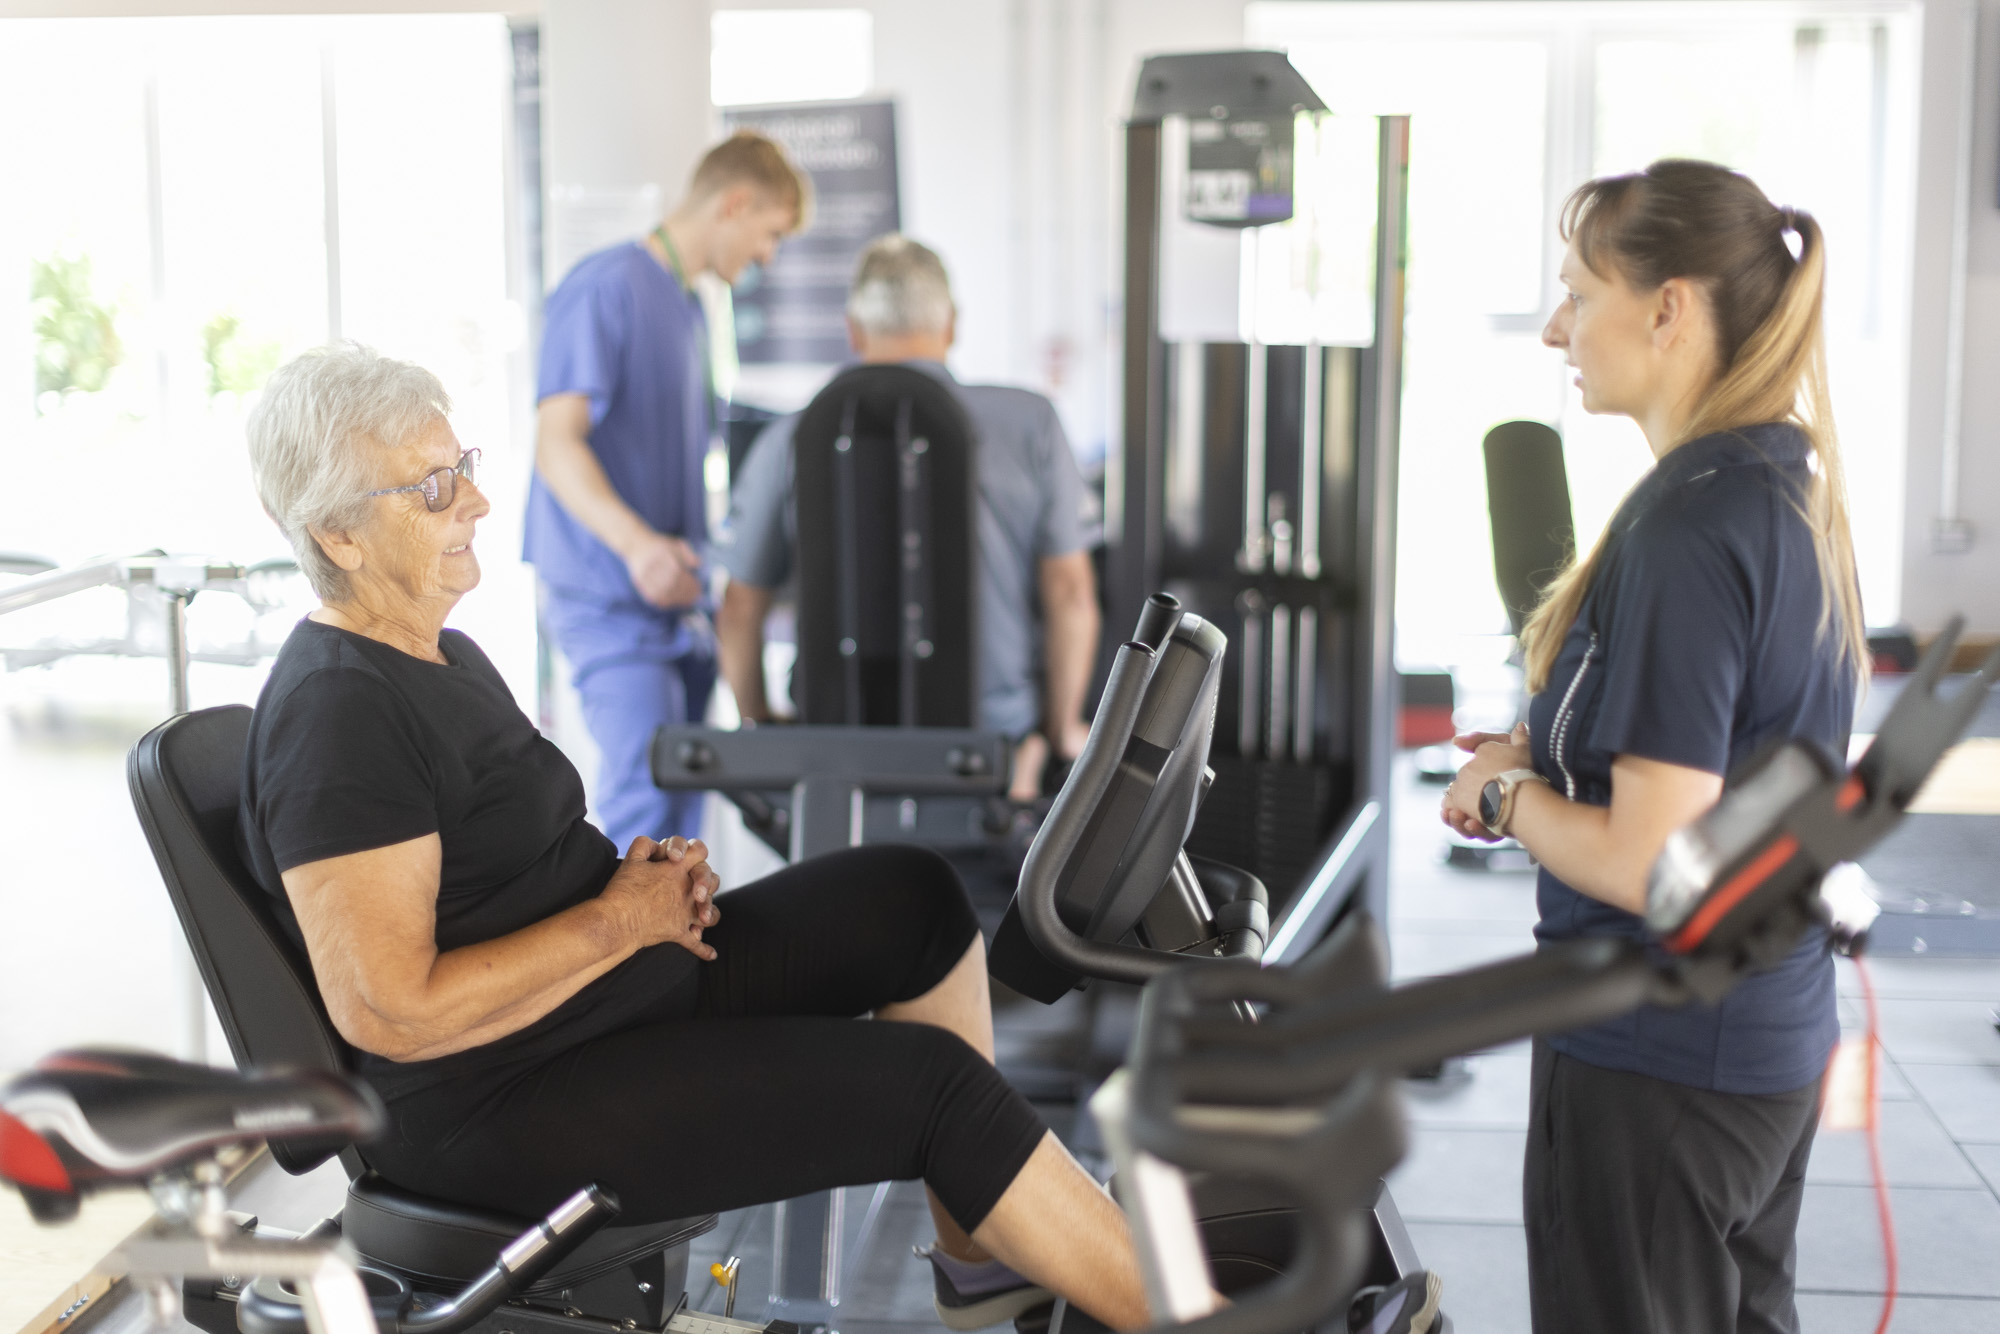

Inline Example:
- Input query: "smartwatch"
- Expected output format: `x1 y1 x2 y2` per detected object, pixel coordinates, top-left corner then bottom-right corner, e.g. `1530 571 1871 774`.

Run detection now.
1478 768 1548 838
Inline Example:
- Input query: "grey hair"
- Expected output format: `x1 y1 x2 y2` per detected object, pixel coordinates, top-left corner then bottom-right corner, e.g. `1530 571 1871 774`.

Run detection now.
245 343 452 603
846 234 955 337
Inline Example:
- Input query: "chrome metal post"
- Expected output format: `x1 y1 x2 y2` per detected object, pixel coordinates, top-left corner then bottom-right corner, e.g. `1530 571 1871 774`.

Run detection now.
1299 342 1323 578
1267 605 1291 760
1240 339 1268 572
164 589 192 716
1235 590 1264 757
1294 605 1318 761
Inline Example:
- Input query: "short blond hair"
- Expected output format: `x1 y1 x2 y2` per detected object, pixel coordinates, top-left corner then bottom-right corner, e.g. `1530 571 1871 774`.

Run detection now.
689 130 812 229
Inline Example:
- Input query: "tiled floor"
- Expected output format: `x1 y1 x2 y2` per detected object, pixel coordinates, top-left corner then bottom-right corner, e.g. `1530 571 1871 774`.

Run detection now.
1380 757 2000 1333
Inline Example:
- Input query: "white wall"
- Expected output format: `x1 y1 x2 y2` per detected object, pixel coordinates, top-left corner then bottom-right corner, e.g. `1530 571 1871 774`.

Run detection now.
538 0 1251 463
541 0 709 249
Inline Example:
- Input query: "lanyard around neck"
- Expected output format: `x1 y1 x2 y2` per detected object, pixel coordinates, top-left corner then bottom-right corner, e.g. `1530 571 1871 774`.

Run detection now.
652 224 691 290
651 224 718 439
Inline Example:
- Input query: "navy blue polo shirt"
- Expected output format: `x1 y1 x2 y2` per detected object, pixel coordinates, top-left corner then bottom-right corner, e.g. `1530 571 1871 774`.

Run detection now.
1528 422 1852 1095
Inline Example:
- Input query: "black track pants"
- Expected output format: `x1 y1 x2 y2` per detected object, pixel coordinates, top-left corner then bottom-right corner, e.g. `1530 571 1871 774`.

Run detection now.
1523 1038 1823 1334
368 846 1048 1233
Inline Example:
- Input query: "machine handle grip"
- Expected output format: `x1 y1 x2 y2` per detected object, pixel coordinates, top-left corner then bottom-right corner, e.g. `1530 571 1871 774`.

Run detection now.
397 1185 619 1334
1016 641 1179 985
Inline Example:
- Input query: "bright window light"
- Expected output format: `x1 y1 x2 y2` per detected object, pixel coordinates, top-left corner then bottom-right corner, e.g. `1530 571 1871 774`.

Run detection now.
1250 1 1920 651
710 9 872 107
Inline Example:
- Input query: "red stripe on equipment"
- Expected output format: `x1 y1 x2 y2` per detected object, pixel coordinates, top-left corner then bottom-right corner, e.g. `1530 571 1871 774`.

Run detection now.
1398 705 1457 748
1667 834 1801 954
0 1111 72 1194
1837 775 1866 813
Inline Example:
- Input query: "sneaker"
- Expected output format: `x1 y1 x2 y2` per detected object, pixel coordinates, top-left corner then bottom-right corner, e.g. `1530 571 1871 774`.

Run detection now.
1347 1270 1443 1334
919 1244 1057 1331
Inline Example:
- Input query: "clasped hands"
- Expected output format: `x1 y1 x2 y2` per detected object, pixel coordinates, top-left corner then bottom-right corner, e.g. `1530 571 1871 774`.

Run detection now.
601 834 723 960
1440 722 1533 842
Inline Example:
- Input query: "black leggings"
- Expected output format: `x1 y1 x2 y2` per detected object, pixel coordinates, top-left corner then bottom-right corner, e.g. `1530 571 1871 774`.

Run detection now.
369 846 1048 1233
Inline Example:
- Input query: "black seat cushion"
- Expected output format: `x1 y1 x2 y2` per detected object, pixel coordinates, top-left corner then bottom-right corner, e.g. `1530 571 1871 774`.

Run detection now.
343 1172 716 1293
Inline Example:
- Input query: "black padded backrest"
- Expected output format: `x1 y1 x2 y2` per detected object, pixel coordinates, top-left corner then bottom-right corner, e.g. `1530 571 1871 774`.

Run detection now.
127 705 350 1174
792 364 977 727
1482 420 1575 639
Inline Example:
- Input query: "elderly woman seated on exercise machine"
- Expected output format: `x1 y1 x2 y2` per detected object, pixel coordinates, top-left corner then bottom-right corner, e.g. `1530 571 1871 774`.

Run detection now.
236 344 1154 1333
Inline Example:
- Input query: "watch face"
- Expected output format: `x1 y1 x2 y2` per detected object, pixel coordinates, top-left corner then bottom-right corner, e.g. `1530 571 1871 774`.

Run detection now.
1479 779 1504 829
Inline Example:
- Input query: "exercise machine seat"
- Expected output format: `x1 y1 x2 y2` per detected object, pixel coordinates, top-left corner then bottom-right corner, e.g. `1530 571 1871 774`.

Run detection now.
343 1172 715 1292
127 706 715 1289
792 363 978 727
129 705 350 1171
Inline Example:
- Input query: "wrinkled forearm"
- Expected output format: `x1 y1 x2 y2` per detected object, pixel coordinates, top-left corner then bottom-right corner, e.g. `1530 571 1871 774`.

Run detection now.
322 895 637 1063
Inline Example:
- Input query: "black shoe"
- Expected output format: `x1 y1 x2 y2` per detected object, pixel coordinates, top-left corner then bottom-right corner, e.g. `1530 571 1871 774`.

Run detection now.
1348 1270 1443 1334
920 1244 1058 1331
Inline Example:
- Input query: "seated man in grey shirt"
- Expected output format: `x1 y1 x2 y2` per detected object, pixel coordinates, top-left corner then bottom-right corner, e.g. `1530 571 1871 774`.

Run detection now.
714 234 1100 800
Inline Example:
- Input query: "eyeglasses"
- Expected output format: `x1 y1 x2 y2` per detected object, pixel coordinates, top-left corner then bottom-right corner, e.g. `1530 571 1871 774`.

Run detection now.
367 449 480 513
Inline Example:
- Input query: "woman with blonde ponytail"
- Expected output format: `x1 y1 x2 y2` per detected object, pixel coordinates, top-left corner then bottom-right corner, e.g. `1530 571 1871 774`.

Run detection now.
1442 160 1864 1334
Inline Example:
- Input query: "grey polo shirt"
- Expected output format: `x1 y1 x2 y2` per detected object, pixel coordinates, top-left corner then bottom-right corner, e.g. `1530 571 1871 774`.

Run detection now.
714 360 1088 737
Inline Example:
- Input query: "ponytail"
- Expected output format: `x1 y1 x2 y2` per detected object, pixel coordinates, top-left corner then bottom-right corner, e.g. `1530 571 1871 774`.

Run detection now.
1521 163 1867 693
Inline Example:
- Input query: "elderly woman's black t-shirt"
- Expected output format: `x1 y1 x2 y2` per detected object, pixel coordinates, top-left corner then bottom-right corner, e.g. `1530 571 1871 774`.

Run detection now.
238 618 702 1101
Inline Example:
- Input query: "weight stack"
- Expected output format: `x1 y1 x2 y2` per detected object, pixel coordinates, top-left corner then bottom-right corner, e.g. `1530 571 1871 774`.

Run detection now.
1187 757 1339 915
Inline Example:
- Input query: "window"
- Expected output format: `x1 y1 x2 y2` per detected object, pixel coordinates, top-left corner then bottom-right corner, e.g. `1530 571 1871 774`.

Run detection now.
1249 2 1920 670
0 14 530 700
0 13 525 1071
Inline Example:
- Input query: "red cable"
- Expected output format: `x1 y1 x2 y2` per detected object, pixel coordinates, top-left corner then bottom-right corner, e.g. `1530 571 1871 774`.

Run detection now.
1854 953 1897 1334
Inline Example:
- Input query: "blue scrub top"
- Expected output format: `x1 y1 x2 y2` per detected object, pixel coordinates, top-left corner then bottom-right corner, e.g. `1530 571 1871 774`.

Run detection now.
1528 422 1852 1095
525 241 711 603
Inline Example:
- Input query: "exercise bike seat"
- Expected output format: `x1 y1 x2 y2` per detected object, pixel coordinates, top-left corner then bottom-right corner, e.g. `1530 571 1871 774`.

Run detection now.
343 1172 716 1294
1 1047 382 1220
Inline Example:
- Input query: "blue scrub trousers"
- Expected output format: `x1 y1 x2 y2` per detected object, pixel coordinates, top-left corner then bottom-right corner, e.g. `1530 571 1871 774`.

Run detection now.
540 590 716 850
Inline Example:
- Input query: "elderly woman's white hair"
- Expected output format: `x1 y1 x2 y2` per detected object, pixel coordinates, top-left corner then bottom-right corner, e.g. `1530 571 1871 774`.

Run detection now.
245 343 452 602
846 234 955 337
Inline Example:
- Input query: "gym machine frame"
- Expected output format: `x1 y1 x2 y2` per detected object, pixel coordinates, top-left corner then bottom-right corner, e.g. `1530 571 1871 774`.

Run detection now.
0 551 299 716
1107 52 1408 960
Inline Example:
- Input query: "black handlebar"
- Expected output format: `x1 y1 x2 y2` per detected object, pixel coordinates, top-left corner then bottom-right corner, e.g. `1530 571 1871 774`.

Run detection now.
394 1185 620 1334
1016 638 1185 987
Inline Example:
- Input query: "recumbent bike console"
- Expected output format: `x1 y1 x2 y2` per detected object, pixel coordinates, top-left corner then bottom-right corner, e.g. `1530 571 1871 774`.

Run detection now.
990 593 1435 1334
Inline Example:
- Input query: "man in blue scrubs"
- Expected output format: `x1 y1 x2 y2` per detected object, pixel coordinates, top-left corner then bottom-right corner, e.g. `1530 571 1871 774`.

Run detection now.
528 132 808 847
